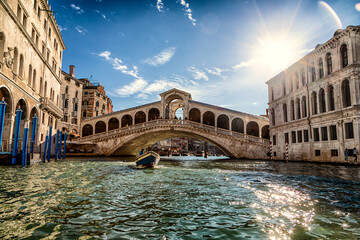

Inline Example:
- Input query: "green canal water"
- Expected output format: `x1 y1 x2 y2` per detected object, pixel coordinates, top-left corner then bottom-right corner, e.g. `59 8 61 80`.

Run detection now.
0 158 359 240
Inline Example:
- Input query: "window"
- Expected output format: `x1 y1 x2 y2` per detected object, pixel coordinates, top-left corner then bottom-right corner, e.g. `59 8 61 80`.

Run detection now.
301 69 306 86
304 130 309 142
345 122 354 139
291 100 295 120
319 88 326 113
302 96 307 118
295 72 299 89
13 48 19 74
47 50 50 62
297 131 302 143
314 128 320 142
75 91 78 98
42 112 45 124
311 91 318 115
22 14 27 28
28 65 32 86
340 44 348 68
292 131 296 143
63 115 68 122
296 98 301 119
65 86 69 94
33 0 37 9
283 103 288 123
342 79 351 107
272 135 277 145
84 91 88 95
283 81 286 95
17 5 22 21
326 53 332 74
321 126 328 141
328 85 335 111
19 54 24 78
0 32 4 64
44 19 47 29
318 58 324 79
83 111 87 118
330 125 337 140
285 133 289 144
331 149 338 157
271 108 275 126
315 150 321 156
311 65 316 82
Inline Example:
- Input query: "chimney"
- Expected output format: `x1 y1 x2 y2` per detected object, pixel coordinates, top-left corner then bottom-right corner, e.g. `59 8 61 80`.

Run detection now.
69 65 75 77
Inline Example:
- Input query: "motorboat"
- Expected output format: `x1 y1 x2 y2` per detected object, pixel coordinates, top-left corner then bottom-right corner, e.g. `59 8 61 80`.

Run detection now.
135 151 160 168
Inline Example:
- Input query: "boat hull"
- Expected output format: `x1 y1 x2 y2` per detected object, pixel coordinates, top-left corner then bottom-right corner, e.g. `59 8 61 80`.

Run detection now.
135 151 160 168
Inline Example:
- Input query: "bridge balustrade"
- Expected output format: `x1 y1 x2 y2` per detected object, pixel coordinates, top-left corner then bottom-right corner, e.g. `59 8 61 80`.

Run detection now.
80 119 269 145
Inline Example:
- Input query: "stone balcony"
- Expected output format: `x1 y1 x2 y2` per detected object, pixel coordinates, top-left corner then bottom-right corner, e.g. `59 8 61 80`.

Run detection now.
41 97 63 118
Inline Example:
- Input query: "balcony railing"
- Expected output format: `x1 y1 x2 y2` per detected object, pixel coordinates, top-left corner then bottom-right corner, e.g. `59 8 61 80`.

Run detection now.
41 97 63 118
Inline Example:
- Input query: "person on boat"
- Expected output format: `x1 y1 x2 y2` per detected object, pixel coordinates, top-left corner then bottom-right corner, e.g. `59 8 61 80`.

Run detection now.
354 148 358 162
139 149 144 156
344 148 348 162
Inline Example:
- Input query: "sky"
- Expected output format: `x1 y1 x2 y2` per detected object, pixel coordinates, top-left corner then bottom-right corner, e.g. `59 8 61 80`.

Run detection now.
49 0 360 115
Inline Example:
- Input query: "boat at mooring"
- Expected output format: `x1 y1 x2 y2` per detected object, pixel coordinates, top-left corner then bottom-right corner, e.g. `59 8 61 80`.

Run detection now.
135 151 160 168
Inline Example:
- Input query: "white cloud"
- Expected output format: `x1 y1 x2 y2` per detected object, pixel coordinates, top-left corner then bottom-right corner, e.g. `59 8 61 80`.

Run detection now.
75 25 87 34
144 47 176 66
97 51 140 78
115 78 148 97
58 25 67 32
178 0 196 26
94 10 109 20
205 67 226 76
188 66 209 81
70 4 84 14
232 59 256 70
156 0 164 12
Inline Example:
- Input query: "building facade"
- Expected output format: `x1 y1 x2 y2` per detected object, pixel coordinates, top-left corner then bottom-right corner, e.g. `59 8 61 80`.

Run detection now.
81 79 113 119
266 25 360 162
0 0 65 152
58 65 83 138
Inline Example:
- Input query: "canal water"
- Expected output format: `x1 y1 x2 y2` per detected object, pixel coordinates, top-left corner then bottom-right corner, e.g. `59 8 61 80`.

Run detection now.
0 158 359 240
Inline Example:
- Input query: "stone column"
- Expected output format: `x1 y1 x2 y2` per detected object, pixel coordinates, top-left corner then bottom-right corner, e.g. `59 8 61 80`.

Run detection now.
350 75 357 107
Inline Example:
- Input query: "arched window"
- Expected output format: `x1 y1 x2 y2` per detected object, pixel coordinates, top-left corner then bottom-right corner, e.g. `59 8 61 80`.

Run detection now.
44 81 47 98
95 121 106 134
32 69 36 90
19 54 24 78
64 99 68 108
0 32 4 63
296 98 301 119
261 125 270 139
328 85 335 111
65 86 68 94
39 77 43 96
311 91 318 115
28 65 32 85
342 79 351 107
13 48 19 74
217 114 229 130
121 114 133 127
75 91 78 98
302 96 307 118
135 111 146 124
290 100 295 120
203 111 215 126
319 88 326 113
271 108 275 126
82 124 93 137
326 53 332 74
283 103 288 123
318 58 324 79
108 117 119 131
148 108 160 121
301 68 306 86
231 118 244 133
311 64 316 82
340 44 348 68
189 108 201 123
246 121 259 137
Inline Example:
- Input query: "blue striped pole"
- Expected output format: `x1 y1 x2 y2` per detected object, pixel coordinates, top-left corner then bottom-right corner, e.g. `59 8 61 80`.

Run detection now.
58 131 62 160
55 130 59 161
47 125 52 162
11 108 22 165
43 130 48 163
30 115 38 155
63 132 67 159
0 100 6 152
21 122 29 167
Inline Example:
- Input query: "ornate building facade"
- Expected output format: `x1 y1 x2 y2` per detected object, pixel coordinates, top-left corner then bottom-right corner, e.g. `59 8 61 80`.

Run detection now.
0 0 65 151
266 25 360 162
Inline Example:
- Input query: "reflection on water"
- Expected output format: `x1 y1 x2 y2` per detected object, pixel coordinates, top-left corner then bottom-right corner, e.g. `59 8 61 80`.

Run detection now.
0 158 359 239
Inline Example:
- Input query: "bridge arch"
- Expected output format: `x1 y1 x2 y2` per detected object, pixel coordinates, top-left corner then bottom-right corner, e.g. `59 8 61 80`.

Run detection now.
121 114 133 127
203 111 215 126
217 114 229 130
231 117 244 133
82 124 93 137
148 108 160 121
108 117 119 131
261 125 270 139
189 108 201 123
95 121 106 134
135 111 146 124
246 121 259 137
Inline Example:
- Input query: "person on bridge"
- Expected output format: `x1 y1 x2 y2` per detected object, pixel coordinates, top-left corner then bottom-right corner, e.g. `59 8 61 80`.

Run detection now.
139 149 144 156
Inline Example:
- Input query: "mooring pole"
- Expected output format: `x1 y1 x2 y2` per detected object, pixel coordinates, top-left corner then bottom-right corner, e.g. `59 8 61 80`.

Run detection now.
47 125 52 162
30 114 38 155
58 131 62 160
43 130 48 163
55 130 59 161
11 108 22 165
0 99 7 152
63 132 67 159
21 122 29 167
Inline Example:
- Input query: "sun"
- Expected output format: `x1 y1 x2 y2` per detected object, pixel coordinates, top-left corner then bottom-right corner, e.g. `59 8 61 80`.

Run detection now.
254 36 299 72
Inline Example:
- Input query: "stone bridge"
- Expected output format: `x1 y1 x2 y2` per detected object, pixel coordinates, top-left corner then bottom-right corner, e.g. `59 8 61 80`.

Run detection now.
79 89 270 159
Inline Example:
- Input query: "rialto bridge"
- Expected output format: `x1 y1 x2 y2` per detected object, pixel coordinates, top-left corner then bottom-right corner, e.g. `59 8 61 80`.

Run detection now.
79 89 271 159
